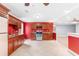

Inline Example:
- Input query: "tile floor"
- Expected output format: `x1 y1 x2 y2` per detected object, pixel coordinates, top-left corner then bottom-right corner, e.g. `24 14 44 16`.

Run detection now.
11 40 73 56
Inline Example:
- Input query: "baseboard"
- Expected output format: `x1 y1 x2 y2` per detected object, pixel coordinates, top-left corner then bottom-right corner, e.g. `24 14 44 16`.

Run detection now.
68 49 79 56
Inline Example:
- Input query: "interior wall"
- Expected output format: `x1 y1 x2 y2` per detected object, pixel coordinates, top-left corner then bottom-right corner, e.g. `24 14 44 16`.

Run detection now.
56 24 76 48
76 24 79 33
56 24 76 37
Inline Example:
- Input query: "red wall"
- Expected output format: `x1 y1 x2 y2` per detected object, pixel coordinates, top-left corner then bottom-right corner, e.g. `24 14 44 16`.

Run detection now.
24 22 31 39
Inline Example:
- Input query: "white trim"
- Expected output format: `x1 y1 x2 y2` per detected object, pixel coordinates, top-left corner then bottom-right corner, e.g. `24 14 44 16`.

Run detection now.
68 49 79 56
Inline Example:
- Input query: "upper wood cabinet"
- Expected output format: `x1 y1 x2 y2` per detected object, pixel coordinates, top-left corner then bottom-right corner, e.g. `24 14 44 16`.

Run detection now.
8 15 21 29
0 4 9 18
18 20 21 28
9 15 17 25
30 22 53 32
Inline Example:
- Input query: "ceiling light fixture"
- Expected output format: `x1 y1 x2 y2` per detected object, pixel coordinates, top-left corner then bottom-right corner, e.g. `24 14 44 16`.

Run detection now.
43 3 49 6
73 18 79 22
25 3 30 6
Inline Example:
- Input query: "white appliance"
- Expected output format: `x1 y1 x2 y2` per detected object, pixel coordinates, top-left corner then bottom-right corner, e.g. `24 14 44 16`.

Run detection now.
0 16 8 56
36 30 42 40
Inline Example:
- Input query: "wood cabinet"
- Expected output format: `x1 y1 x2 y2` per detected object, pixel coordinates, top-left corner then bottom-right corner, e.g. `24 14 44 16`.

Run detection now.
30 22 53 32
53 33 56 40
8 15 16 25
18 21 21 28
0 3 24 56
0 4 9 18
8 38 14 56
8 35 25 55
43 33 53 40
8 15 21 29
8 14 24 55
13 37 18 50
31 33 36 40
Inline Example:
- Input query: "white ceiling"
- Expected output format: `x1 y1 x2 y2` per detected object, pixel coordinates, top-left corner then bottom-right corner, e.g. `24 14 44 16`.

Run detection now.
4 3 79 24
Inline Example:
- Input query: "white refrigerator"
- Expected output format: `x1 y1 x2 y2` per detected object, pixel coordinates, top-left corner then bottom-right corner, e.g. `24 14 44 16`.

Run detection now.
0 16 8 56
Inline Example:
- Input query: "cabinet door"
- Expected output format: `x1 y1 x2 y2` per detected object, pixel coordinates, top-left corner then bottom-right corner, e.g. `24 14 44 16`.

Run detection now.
53 33 56 40
13 38 18 50
0 17 8 33
0 4 9 17
8 38 14 56
43 33 53 40
31 33 36 40
43 33 48 40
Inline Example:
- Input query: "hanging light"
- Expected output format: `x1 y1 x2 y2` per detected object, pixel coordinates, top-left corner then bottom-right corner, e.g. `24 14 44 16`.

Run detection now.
43 3 49 6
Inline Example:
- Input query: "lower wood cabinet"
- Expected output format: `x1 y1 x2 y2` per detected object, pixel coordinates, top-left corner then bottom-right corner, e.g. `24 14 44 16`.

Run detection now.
13 38 18 51
8 38 14 56
8 35 25 55
31 33 36 40
30 33 56 40
53 33 56 40
43 33 53 40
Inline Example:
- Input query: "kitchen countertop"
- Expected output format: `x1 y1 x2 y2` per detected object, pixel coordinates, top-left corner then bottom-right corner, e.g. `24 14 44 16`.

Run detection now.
8 34 24 39
68 33 79 37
